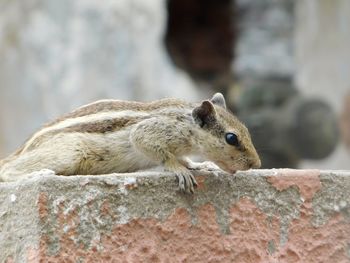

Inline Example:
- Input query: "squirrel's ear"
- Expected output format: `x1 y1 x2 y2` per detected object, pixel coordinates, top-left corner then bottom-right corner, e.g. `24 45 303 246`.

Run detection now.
192 100 216 127
210 93 226 109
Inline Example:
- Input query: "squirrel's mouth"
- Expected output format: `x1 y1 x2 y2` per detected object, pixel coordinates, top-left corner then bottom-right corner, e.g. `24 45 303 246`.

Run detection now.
226 169 237 175
215 161 236 174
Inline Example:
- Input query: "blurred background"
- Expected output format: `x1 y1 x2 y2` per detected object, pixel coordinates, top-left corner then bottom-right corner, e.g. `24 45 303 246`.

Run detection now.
0 0 349 169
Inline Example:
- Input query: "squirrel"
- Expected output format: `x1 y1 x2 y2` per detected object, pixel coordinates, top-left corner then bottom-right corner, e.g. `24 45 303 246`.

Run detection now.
0 93 261 193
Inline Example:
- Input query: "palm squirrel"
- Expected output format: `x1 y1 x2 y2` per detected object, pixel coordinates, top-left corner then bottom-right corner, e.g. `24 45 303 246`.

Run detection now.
0 93 260 193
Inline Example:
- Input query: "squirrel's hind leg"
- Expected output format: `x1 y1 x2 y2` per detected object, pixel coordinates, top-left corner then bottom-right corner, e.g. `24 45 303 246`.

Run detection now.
0 140 83 182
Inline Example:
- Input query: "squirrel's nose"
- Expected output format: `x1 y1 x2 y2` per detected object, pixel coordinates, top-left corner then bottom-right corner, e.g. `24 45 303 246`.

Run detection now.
249 158 261 169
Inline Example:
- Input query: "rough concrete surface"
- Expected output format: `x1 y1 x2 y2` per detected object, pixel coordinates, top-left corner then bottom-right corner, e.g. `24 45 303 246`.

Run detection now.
1 169 350 263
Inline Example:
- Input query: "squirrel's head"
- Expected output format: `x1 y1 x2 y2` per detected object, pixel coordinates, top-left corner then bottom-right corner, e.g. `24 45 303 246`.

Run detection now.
192 93 261 173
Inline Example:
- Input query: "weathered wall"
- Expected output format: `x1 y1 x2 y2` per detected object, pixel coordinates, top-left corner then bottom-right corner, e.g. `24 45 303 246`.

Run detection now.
295 0 350 112
1 169 350 262
234 0 294 79
295 0 350 169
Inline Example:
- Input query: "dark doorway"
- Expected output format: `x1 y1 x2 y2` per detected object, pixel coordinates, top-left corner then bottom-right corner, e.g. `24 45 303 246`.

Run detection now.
165 0 235 85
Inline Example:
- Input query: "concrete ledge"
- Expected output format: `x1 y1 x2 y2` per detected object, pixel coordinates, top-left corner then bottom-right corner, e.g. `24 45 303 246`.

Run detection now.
1 169 350 262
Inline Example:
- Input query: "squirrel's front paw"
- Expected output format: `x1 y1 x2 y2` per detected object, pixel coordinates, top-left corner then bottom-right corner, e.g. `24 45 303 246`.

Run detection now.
175 170 198 194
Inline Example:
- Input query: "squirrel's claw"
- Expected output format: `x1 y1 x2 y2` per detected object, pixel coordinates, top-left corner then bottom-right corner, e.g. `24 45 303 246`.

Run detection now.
176 171 197 194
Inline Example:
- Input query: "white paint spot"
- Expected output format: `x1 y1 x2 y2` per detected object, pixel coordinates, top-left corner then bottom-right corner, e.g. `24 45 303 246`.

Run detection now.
124 177 137 185
334 204 340 212
10 194 17 202
117 205 129 224
52 197 66 214
63 225 70 233
117 177 138 195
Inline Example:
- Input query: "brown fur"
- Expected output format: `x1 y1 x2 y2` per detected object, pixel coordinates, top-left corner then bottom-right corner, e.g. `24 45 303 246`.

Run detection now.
47 98 190 126
25 116 148 152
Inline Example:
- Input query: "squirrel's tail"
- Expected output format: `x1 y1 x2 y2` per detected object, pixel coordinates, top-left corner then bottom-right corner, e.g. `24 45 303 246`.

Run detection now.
0 159 4 182
0 147 23 182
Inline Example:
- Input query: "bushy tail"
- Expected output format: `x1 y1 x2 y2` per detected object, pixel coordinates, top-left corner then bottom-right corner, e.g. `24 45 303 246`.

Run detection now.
0 156 5 170
0 150 21 182
0 146 23 167
0 154 11 168
0 158 4 182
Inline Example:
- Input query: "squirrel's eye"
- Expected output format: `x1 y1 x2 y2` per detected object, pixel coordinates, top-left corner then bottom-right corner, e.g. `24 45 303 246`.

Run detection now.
225 133 239 147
